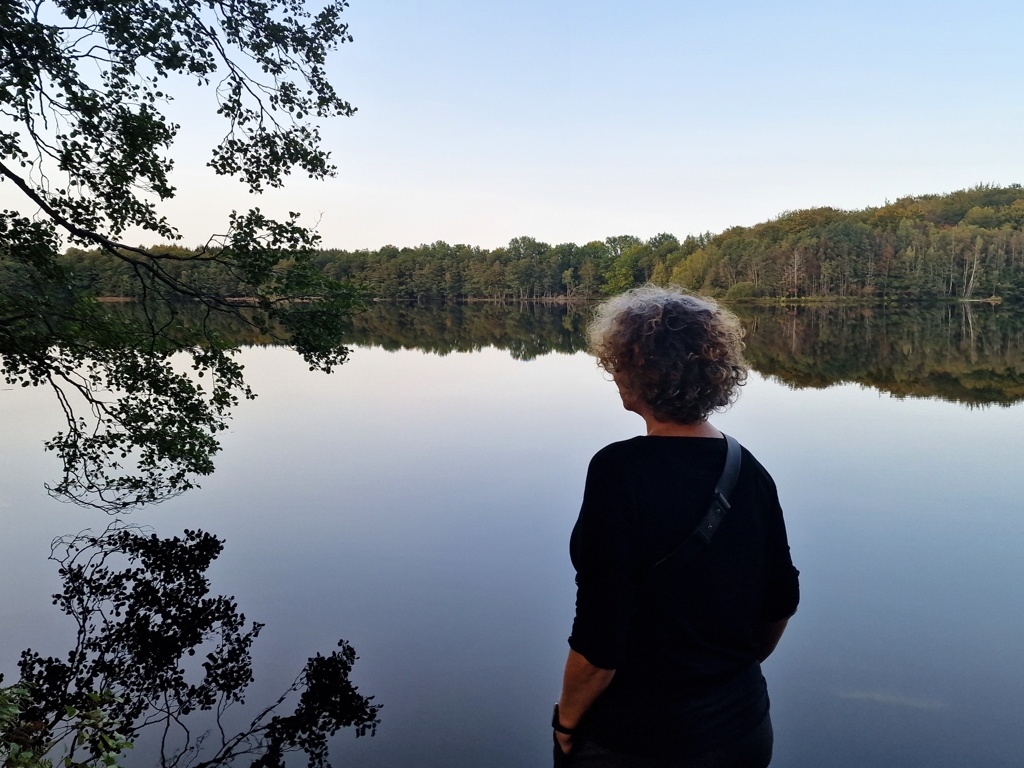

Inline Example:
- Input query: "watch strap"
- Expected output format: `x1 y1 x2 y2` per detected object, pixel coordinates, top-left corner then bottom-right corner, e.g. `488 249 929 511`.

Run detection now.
551 703 576 735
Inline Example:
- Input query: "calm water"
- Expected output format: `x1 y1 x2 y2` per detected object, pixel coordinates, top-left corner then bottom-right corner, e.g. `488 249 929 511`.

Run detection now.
2 303 1024 767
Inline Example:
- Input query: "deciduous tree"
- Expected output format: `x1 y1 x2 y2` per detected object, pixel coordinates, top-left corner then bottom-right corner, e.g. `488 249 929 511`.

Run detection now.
0 0 364 509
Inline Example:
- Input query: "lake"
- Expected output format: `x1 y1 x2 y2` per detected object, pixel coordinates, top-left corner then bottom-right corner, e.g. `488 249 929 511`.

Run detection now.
2 301 1023 767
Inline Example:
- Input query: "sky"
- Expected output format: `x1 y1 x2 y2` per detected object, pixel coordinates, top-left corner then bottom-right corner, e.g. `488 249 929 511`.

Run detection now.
7 0 1024 250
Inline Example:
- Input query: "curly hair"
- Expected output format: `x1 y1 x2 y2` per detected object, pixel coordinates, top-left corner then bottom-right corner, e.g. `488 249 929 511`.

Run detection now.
587 285 748 424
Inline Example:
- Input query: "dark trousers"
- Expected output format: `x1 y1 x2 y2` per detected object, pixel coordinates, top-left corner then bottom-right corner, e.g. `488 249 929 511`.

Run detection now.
555 712 773 768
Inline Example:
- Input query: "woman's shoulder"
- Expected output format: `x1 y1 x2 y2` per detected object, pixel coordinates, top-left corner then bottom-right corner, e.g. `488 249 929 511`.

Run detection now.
736 444 779 486
589 435 648 462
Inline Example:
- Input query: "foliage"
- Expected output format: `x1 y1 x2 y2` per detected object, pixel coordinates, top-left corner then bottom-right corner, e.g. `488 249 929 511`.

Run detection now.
0 0 354 235
0 0 364 510
59 184 1024 304
2 524 379 768
1 684 55 768
0 687 134 768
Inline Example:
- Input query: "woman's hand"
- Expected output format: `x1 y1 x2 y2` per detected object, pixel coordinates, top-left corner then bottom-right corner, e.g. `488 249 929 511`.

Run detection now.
553 729 575 767
555 730 573 755
553 650 615 765
552 702 576 759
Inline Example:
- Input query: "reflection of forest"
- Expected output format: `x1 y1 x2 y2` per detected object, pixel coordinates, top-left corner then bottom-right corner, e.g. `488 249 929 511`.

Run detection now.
344 301 1024 407
122 301 1024 406
345 301 590 359
735 303 1024 406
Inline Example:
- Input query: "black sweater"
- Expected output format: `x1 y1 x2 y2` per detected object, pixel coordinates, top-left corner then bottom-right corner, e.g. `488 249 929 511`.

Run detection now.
568 436 800 758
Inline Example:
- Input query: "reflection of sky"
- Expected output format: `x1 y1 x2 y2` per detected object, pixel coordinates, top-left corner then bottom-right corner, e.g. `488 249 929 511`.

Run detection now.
2 346 1023 767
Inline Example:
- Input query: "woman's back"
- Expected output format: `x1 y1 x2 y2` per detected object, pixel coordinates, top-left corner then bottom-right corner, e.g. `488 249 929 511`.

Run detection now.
568 436 799 757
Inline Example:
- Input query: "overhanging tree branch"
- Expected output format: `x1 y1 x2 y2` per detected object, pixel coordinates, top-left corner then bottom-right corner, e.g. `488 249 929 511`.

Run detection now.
1 0 365 510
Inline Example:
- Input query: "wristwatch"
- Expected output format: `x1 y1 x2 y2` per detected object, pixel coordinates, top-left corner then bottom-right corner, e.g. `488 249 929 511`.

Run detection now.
551 703 576 736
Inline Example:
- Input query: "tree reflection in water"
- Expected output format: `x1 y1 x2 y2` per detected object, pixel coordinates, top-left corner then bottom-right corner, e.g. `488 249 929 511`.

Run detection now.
342 300 1024 407
735 302 1024 406
3 522 379 768
92 299 1024 406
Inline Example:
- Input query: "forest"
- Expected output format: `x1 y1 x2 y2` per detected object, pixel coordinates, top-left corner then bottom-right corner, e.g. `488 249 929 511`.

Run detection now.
47 184 1024 303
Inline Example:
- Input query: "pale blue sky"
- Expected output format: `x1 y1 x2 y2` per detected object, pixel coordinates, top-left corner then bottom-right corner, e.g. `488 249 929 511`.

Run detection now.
9 0 1024 249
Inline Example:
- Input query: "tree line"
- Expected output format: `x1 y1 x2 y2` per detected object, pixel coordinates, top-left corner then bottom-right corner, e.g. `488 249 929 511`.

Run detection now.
51 184 1024 302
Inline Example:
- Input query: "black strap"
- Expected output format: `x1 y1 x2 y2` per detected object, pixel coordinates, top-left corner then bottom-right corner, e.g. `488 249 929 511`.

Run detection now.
651 434 742 571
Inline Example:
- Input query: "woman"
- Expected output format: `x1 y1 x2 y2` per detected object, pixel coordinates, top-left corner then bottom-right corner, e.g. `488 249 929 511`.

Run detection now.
554 286 799 768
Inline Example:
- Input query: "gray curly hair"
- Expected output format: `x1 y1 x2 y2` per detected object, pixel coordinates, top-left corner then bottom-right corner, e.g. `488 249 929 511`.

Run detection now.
588 285 748 424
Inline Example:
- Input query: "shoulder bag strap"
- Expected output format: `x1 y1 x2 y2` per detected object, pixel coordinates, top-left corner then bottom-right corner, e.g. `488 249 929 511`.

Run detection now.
651 433 742 571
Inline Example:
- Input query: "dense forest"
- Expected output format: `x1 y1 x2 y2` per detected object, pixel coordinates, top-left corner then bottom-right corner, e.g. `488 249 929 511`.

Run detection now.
49 184 1024 302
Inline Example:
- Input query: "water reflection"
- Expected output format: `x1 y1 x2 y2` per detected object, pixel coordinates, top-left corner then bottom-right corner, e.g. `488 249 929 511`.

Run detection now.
95 300 1024 406
341 301 1024 407
735 302 1024 406
3 522 379 768
345 301 590 359
2 293 380 767
6 300 1024 768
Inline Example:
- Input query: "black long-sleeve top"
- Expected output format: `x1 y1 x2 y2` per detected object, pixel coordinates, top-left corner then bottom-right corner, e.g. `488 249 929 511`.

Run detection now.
568 436 800 758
